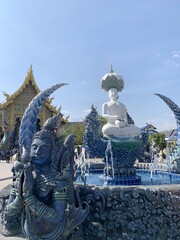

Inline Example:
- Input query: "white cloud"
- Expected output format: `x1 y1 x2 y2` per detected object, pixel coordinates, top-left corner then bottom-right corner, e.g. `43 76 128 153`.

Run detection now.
172 51 180 58
146 117 176 131
81 81 87 85
164 112 175 118
164 59 180 67
163 50 180 67
61 110 70 116
84 109 91 114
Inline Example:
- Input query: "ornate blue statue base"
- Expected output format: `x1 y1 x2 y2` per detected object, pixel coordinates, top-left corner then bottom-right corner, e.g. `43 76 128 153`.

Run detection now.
102 138 143 185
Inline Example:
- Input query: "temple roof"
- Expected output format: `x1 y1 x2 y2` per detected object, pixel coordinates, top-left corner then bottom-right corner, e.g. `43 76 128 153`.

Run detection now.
162 129 178 141
2 66 57 113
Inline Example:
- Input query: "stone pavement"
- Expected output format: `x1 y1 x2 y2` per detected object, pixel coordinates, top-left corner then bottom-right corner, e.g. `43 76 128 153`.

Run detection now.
0 161 13 191
0 162 25 239
0 234 25 240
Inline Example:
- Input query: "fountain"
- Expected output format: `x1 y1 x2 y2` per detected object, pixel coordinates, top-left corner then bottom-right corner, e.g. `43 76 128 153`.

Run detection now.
0 70 180 239
84 66 144 185
78 146 90 186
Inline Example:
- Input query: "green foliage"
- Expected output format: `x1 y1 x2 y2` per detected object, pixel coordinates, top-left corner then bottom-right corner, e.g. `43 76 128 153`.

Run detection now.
60 115 106 146
61 122 86 146
148 132 167 151
98 115 107 127
98 115 107 137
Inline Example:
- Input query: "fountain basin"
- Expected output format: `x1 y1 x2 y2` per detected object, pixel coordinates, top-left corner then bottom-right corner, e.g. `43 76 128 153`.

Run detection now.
99 174 141 185
76 169 180 186
75 183 180 240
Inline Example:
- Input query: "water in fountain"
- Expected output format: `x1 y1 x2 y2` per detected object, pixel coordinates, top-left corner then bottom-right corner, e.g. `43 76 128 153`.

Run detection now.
104 140 110 184
76 140 180 186
100 139 116 185
166 146 172 182
151 147 159 183
150 145 153 183
78 147 91 185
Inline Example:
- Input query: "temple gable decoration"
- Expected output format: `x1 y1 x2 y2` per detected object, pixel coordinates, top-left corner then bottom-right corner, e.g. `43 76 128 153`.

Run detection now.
0 66 58 131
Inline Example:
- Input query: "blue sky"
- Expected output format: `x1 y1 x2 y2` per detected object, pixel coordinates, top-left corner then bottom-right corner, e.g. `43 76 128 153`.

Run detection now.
0 0 180 131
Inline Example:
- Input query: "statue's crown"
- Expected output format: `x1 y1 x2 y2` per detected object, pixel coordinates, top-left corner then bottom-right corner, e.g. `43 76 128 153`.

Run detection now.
101 65 124 92
43 112 62 132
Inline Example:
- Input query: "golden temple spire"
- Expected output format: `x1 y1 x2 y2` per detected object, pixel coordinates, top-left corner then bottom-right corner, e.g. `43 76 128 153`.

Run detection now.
29 64 33 72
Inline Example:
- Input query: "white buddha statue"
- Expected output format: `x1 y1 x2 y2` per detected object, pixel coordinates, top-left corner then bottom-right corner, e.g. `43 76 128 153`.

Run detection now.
101 66 141 139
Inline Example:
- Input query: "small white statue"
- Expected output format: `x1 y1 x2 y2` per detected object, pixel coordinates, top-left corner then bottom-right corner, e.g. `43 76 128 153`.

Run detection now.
101 66 141 139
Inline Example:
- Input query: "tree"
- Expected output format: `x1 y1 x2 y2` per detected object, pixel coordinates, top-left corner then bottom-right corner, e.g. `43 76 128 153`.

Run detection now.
148 132 167 151
61 122 86 146
98 115 107 127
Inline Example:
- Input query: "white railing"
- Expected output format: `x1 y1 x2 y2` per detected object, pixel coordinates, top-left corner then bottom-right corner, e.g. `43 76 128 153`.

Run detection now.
135 162 168 171
0 176 14 182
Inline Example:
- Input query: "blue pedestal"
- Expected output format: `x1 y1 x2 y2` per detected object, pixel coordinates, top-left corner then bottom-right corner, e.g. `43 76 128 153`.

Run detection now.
103 138 143 185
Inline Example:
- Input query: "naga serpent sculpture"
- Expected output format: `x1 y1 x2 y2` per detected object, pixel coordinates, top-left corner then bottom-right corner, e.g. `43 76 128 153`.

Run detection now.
155 93 180 172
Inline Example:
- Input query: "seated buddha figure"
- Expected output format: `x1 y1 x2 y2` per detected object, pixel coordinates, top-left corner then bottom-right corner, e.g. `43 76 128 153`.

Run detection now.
101 66 141 139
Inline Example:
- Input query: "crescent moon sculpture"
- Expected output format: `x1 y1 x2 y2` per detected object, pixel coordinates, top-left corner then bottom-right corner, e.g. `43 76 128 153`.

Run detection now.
19 83 68 157
155 93 180 173
155 93 180 142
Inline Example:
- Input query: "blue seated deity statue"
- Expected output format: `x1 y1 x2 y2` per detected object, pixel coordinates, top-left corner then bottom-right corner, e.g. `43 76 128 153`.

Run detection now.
1 84 89 239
